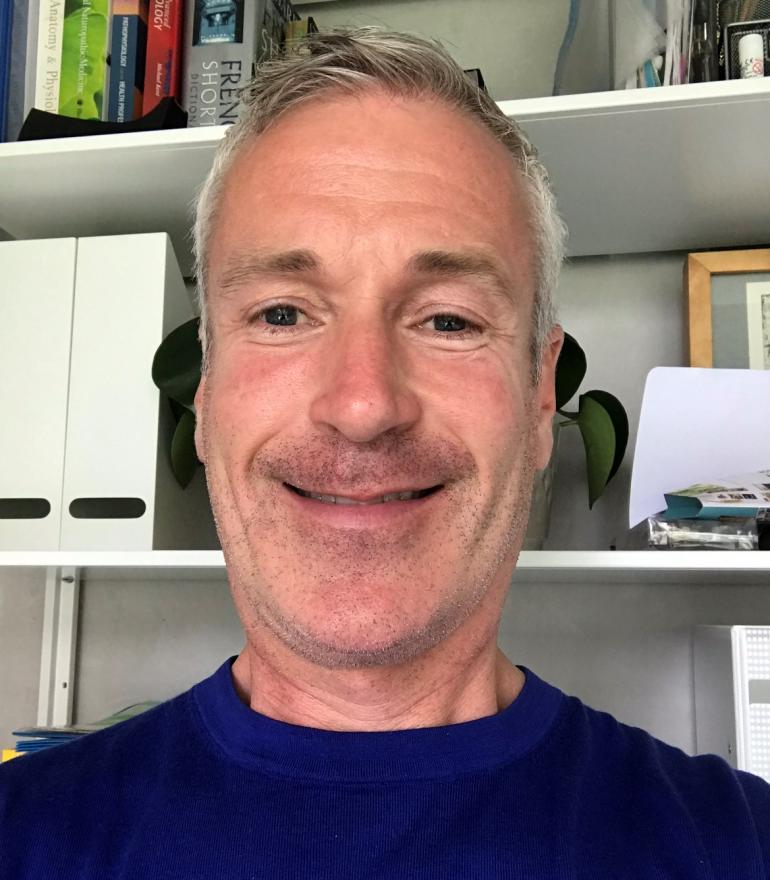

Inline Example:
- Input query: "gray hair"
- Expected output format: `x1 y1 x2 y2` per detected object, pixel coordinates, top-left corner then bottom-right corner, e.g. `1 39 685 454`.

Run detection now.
192 27 566 377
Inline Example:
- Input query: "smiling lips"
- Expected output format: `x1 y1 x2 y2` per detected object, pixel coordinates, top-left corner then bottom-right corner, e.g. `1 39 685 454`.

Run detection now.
286 484 441 506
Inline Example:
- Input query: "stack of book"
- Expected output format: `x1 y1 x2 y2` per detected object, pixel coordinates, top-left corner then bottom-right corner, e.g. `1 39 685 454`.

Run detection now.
628 469 770 551
8 701 160 759
0 0 307 141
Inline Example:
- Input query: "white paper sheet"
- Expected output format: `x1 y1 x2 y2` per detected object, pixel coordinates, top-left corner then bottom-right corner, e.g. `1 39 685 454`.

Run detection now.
629 367 770 527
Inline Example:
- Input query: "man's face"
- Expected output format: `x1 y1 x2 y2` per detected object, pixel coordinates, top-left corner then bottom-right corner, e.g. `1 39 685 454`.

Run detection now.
195 89 561 668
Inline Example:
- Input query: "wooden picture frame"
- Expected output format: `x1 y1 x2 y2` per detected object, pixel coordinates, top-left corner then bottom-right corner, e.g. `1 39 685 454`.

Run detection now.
685 249 770 368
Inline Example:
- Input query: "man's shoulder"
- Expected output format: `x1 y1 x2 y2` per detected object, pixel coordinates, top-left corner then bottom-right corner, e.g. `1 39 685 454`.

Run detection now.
0 682 222 880
521 686 768 875
564 689 769 792
0 685 198 805
556 689 770 853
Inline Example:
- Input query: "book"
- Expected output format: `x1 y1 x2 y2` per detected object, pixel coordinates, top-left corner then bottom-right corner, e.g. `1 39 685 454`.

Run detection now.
143 0 183 114
12 701 160 753
107 0 149 122
33 0 65 114
58 0 110 120
0 0 12 141
4 0 38 141
283 14 317 57
182 0 297 127
664 469 770 521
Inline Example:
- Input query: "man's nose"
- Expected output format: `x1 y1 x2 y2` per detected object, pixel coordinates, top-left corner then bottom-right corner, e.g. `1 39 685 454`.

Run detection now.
309 321 421 443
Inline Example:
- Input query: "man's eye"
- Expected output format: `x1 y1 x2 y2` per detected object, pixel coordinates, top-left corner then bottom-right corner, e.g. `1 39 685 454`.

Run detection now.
262 305 298 326
432 314 468 332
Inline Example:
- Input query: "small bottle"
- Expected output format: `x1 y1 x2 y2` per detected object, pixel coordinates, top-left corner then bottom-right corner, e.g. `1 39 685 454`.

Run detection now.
689 0 717 82
738 33 765 79
691 23 718 82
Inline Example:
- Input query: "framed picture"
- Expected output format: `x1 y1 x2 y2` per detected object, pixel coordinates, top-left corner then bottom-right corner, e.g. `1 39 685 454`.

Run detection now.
685 249 770 369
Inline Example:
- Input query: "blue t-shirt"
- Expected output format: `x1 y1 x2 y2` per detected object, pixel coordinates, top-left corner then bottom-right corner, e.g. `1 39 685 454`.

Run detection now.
1 657 769 879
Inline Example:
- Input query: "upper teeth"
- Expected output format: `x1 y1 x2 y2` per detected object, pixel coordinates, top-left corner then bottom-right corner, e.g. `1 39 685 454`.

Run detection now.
307 491 421 505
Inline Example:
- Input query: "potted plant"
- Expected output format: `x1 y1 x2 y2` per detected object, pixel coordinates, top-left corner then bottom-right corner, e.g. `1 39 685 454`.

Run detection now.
152 320 628 521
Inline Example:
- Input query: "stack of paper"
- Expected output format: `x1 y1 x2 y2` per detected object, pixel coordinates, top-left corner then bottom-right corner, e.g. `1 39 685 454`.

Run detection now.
630 368 770 528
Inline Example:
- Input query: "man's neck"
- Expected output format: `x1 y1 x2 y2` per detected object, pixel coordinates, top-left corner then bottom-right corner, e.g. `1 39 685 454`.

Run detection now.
230 635 525 732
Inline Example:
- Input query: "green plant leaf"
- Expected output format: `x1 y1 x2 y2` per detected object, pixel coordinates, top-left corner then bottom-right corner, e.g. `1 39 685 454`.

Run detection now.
170 409 199 489
152 318 202 408
576 394 616 508
581 389 629 482
555 332 586 410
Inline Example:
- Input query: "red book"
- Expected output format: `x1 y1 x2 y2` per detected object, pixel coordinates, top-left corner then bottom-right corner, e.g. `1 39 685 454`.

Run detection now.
144 0 184 114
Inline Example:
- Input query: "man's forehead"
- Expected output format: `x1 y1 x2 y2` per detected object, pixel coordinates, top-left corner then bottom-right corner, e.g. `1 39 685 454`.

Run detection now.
225 88 525 195
208 89 537 298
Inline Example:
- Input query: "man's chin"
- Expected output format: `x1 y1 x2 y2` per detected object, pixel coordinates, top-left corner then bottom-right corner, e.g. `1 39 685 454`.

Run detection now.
256 597 473 671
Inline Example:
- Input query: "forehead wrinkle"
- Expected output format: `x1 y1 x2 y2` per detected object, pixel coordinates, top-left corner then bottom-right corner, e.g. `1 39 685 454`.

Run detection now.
407 249 521 306
214 248 323 299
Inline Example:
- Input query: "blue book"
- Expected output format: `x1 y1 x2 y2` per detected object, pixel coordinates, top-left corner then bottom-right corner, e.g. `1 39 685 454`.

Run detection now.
107 1 149 122
0 0 12 141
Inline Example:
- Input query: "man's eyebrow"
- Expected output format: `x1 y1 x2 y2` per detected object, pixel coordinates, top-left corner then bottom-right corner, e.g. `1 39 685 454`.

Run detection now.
407 250 516 301
215 249 321 296
214 247 516 301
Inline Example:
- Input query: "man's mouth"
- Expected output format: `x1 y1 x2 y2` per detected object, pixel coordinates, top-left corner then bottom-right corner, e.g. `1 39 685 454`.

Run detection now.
284 484 442 506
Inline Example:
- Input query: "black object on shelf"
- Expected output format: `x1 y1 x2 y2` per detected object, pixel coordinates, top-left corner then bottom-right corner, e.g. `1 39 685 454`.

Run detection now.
17 97 188 142
463 68 487 94
758 510 770 551
691 0 718 82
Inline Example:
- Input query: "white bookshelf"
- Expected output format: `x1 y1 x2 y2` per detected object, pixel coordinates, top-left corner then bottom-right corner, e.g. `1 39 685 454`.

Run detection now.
1 551 768 584
0 80 766 580
2 78 770 275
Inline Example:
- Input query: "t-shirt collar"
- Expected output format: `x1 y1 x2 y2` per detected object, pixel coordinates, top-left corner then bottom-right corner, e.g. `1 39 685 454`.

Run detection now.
192 656 565 783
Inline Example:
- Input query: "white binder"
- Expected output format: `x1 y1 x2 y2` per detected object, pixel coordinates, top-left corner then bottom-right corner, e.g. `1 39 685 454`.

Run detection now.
60 233 217 550
0 238 76 551
1 233 218 551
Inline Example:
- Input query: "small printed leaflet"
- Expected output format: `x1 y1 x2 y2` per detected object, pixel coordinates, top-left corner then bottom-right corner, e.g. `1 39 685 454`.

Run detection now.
664 469 770 520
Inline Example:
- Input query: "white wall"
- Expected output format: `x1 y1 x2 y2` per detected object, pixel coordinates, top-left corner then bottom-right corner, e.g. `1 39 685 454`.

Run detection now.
547 252 686 550
0 569 44 747
298 0 571 100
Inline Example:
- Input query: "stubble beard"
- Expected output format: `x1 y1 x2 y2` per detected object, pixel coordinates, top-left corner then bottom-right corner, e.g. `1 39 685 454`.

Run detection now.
204 419 539 672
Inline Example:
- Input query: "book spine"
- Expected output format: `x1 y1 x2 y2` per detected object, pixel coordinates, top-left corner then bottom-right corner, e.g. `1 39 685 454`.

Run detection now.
107 1 149 122
284 14 317 57
34 0 66 113
58 0 110 120
182 0 263 127
5 0 33 140
0 0 12 141
256 0 296 65
143 0 183 114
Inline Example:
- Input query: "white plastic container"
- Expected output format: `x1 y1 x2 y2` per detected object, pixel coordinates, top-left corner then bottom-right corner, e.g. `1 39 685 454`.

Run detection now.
739 33 765 79
694 626 770 783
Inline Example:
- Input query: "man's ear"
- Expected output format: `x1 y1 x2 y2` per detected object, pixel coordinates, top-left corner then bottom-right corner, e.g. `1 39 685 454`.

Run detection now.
194 375 206 465
533 325 564 471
